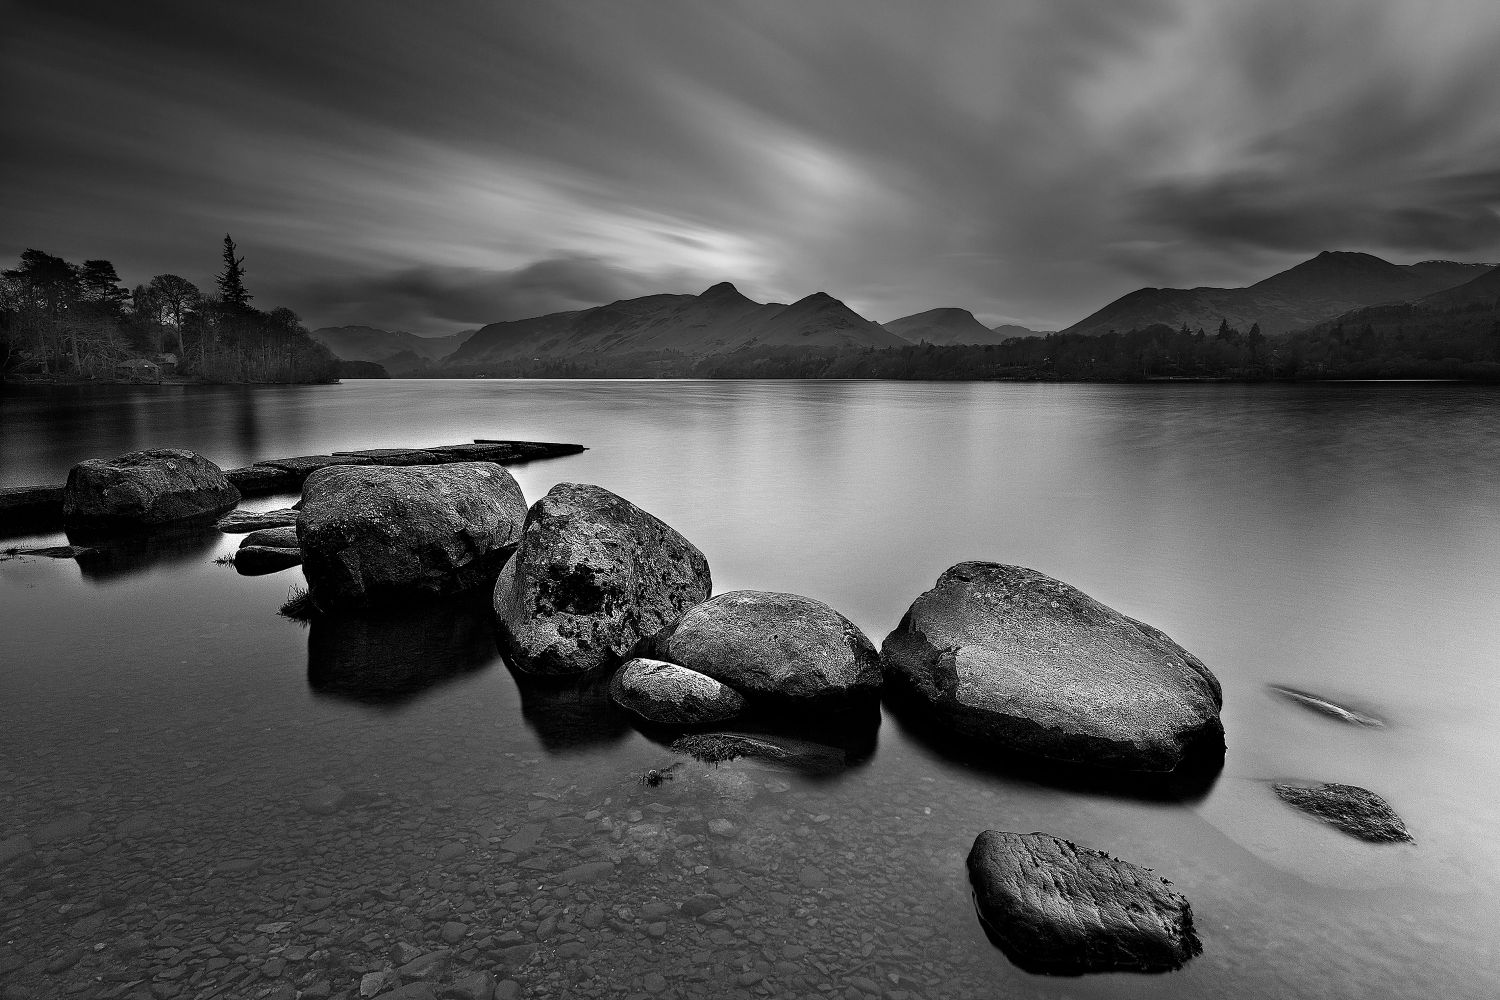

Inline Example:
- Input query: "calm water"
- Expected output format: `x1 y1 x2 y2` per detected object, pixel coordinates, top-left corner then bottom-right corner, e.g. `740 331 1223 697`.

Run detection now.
2 380 1498 999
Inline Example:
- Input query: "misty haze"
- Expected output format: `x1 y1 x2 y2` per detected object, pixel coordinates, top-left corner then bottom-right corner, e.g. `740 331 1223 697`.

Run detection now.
3 3 1499 1000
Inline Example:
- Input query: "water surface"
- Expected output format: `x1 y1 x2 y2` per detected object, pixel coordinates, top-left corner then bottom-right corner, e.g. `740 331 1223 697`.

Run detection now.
2 380 1497 999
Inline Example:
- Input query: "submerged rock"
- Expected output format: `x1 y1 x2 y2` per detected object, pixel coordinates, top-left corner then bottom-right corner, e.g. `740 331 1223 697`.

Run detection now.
609 658 745 726
299 462 526 609
240 525 299 549
1267 685 1385 728
493 483 711 676
656 590 881 705
216 507 299 532
63 449 240 533
1273 782 1414 843
966 830 1202 975
233 545 302 575
882 563 1223 772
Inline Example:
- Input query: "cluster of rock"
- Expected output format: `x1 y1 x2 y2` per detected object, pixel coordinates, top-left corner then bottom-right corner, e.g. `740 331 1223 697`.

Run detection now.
41 446 1423 982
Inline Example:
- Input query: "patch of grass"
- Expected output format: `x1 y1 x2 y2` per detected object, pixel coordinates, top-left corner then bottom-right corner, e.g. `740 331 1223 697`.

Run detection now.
213 553 236 565
278 585 320 622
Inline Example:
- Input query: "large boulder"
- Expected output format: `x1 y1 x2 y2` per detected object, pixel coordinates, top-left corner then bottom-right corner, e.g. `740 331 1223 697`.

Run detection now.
882 563 1223 772
656 591 881 705
493 483 711 676
609 658 745 726
966 830 1202 974
63 449 239 533
298 462 525 609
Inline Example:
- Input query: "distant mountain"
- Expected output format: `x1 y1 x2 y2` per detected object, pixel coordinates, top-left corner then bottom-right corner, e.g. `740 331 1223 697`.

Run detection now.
882 307 1032 345
991 323 1043 339
1414 263 1500 308
1062 251 1493 337
448 282 904 369
310 326 477 371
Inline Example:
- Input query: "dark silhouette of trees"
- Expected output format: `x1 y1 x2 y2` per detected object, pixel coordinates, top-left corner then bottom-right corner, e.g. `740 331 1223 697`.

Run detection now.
215 234 251 309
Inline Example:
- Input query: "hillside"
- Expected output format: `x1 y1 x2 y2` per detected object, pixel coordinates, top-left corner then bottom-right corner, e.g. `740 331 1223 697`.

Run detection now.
1062 251 1492 337
882 307 1035 345
447 283 903 370
1414 263 1500 308
310 326 477 373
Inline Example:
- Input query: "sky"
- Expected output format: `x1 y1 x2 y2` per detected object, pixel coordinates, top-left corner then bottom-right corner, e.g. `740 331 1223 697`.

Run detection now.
5 0 1500 334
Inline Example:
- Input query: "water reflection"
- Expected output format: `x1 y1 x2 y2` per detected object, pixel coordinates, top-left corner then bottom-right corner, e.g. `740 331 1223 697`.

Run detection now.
506 666 632 752
70 524 221 583
630 706 881 779
306 597 498 707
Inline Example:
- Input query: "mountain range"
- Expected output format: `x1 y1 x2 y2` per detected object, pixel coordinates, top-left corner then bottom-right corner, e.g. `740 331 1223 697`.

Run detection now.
1061 252 1495 337
311 251 1500 373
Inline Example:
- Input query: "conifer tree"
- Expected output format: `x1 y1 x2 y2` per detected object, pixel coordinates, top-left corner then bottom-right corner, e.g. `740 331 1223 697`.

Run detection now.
216 234 251 309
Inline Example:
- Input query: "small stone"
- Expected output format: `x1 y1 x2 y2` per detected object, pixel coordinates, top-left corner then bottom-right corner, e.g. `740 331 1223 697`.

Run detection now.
735 971 763 987
646 922 667 938
557 861 614 884
436 842 467 863
798 867 829 888
707 818 737 838
643 972 668 994
359 971 388 997
680 894 720 916
397 949 451 980
495 981 520 1000
440 922 468 945
300 787 349 816
44 947 84 974
442 970 494 1000
556 942 587 959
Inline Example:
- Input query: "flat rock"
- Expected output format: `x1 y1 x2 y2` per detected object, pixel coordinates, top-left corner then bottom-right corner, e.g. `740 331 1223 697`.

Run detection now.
609 657 745 726
224 465 301 496
240 525 299 548
63 449 239 533
233 545 302 575
255 454 374 476
1267 685 1385 727
493 483 711 675
300 462 526 609
882 562 1223 772
657 590 881 705
966 830 1201 974
217 508 300 532
333 448 443 466
1273 782 1414 843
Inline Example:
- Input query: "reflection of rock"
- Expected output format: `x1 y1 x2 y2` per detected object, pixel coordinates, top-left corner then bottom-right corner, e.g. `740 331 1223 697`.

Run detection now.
966 830 1202 975
1267 685 1385 727
300 462 526 609
63 449 239 533
1273 782 1413 843
72 525 220 583
656 591 881 707
306 599 499 707
234 545 302 575
508 669 631 753
494 484 711 676
656 713 880 778
609 658 744 726
883 563 1223 773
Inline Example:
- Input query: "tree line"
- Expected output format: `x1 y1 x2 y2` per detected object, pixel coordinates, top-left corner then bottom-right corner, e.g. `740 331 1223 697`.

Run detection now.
0 235 338 383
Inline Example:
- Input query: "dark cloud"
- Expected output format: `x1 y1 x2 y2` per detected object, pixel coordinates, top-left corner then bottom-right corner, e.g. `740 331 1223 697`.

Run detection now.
4 0 1500 331
287 256 694 332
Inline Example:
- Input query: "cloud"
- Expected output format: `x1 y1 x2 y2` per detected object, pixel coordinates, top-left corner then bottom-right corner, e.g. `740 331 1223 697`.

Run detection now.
286 256 700 333
4 0 1500 329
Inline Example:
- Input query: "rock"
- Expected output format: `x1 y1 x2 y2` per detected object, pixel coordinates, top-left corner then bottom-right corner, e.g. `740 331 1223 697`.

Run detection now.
494 981 520 1000
240 525 299 549
216 508 299 532
557 860 615 884
440 921 468 944
43 946 83 974
708 818 738 838
493 483 711 675
1267 685 1385 727
643 972 668 993
609 658 745 726
656 591 881 705
30 812 92 845
385 986 438 1000
441 970 494 1000
360 972 389 997
680 894 720 916
435 841 467 862
882 563 1223 772
397 949 450 980
299 786 351 815
966 830 1201 974
233 545 302 575
63 449 240 533
299 462 526 609
1273 782 1414 843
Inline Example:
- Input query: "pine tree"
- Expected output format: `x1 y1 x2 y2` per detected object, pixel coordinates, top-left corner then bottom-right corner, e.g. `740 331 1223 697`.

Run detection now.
216 234 251 309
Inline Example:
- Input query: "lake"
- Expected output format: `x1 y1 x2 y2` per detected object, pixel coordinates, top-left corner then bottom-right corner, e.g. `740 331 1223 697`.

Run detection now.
2 379 1497 1000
